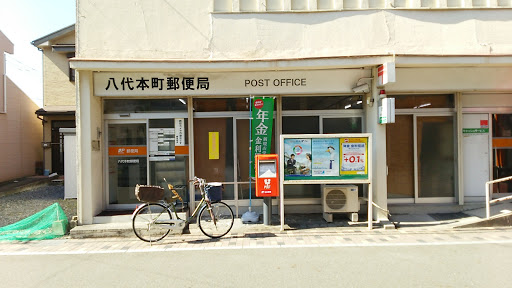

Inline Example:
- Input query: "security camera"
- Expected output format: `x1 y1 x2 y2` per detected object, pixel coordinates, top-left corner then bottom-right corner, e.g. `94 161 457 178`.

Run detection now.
352 83 370 93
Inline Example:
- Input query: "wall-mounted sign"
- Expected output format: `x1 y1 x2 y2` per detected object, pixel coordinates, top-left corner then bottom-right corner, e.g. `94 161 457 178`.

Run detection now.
377 62 396 86
109 146 147 156
175 118 185 146
93 70 370 96
149 128 174 156
117 159 140 164
463 128 489 134
209 132 219 160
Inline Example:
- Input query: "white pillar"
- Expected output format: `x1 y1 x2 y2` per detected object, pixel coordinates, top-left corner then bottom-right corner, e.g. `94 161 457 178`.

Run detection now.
365 67 389 222
77 70 103 225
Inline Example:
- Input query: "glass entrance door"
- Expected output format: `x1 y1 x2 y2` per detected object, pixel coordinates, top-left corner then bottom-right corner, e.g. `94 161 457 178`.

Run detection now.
416 116 455 199
107 123 148 205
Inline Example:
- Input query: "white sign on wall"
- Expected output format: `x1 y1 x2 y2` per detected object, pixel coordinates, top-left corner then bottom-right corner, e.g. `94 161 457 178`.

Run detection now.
377 62 396 86
93 70 370 96
175 118 185 146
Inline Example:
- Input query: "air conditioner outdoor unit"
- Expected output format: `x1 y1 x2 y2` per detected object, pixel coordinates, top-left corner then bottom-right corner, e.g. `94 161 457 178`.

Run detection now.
322 185 360 222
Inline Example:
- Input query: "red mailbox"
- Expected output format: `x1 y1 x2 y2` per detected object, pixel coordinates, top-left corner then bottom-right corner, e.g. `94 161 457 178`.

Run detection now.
255 154 279 197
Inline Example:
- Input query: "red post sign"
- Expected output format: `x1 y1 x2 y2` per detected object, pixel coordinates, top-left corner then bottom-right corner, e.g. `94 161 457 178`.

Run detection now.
255 154 279 197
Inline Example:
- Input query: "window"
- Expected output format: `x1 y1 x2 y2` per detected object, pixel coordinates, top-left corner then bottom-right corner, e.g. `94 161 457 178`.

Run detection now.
66 53 75 82
104 99 188 113
282 96 362 111
394 94 454 109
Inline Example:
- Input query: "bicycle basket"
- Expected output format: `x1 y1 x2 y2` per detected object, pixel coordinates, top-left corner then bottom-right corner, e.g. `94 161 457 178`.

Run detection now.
135 185 164 202
206 183 222 202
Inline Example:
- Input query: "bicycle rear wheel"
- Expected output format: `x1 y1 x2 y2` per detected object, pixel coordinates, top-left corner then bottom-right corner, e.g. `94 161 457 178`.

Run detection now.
198 201 234 238
132 203 172 242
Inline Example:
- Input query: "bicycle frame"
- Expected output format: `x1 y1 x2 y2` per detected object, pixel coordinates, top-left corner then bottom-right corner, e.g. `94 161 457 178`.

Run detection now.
132 176 234 241
131 179 214 227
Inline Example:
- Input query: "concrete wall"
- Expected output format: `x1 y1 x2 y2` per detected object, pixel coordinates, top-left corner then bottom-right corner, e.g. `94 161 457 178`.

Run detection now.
462 93 512 108
0 31 42 182
77 70 103 225
77 1 512 60
385 67 512 93
0 31 14 112
0 78 43 182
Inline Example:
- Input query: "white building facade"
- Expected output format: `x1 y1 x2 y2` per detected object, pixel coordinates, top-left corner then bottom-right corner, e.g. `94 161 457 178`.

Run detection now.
72 1 512 225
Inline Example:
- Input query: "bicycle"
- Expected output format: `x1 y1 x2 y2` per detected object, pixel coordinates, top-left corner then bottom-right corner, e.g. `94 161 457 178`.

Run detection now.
132 177 234 242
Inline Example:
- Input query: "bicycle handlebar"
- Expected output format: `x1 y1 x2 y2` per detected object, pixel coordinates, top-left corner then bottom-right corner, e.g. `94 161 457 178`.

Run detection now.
189 177 207 186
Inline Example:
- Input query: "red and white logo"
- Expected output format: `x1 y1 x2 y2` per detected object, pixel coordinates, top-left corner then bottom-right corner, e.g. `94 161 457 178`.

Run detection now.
254 99 264 109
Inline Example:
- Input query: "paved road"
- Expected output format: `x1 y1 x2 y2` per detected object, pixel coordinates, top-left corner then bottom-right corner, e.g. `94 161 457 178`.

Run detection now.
0 228 511 287
1 240 511 287
1 228 512 255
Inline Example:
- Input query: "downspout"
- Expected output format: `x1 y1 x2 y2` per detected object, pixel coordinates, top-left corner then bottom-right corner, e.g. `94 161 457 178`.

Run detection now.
34 46 46 174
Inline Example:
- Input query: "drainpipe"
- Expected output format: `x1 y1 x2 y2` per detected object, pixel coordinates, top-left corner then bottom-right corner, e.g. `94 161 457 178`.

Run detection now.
34 46 46 174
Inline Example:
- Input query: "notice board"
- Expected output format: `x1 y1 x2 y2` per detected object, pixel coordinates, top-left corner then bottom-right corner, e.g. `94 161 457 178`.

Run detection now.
281 133 372 184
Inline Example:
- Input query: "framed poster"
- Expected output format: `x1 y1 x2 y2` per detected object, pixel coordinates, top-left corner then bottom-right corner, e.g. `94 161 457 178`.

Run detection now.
283 138 311 177
340 137 368 175
311 138 339 176
281 134 371 182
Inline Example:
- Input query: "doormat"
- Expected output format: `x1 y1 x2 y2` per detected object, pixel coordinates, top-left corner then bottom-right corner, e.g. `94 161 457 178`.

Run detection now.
428 212 469 221
96 210 134 216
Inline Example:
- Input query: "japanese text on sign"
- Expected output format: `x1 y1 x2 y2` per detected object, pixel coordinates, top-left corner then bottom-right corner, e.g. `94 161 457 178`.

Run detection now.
251 98 274 177
105 77 210 92
340 138 367 175
175 118 185 146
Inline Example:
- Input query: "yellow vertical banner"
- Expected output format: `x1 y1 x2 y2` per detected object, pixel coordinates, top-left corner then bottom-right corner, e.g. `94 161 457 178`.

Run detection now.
209 132 219 160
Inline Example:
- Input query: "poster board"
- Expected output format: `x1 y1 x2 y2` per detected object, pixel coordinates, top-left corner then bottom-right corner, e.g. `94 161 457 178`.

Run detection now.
281 134 372 184
279 133 373 230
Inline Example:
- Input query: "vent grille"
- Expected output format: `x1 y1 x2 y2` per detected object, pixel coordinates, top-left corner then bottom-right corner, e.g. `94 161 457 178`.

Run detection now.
325 189 347 210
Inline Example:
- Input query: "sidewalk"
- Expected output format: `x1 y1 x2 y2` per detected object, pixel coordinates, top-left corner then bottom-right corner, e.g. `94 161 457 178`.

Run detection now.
70 201 512 239
2 223 512 256
1 175 511 239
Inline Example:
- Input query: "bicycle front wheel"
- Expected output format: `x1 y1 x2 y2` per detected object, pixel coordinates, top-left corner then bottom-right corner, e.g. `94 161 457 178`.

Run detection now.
198 201 234 238
132 203 172 242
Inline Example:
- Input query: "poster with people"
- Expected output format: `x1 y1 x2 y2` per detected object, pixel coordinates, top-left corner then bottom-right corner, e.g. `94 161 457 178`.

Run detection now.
283 138 311 176
311 138 340 176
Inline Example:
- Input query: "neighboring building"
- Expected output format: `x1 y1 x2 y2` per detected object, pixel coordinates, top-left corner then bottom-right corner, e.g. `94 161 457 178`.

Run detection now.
71 1 512 225
32 24 76 176
0 30 42 182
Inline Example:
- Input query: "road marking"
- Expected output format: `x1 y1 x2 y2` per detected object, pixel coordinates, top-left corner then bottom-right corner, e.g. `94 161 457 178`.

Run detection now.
1 239 512 256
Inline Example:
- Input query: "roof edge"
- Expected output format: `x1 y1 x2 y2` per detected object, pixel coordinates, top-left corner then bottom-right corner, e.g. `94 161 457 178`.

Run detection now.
31 24 75 47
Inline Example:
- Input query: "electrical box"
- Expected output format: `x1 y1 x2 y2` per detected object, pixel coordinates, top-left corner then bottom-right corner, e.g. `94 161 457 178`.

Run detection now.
255 154 279 197
378 91 395 124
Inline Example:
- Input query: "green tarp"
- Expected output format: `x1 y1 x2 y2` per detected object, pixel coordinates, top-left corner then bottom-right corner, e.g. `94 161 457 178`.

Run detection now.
0 203 68 241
